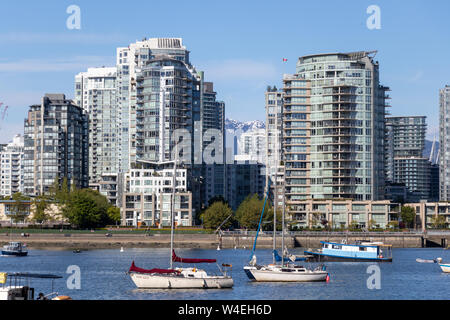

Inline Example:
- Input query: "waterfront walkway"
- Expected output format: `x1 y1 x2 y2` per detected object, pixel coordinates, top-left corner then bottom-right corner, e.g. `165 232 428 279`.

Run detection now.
1 230 448 249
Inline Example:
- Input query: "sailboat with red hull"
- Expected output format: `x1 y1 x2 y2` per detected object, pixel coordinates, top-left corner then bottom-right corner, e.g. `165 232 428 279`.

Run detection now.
128 250 233 289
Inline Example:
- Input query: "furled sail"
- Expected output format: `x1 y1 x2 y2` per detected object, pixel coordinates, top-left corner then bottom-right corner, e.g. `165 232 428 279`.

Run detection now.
128 261 180 274
172 250 216 263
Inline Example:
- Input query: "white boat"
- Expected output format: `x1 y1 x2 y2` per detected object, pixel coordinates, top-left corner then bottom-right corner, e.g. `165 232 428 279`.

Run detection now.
243 177 329 282
244 261 328 282
129 261 234 289
127 149 233 289
2 242 28 256
0 272 71 300
439 263 450 273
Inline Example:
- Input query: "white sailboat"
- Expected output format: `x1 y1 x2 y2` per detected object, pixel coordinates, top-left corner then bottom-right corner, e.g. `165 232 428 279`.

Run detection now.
128 147 233 289
243 172 329 282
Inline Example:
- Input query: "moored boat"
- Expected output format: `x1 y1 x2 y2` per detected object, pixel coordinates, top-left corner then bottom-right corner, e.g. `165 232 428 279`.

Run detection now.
2 242 28 256
244 263 328 282
0 272 71 300
243 178 329 282
304 240 393 262
437 258 450 273
439 264 450 273
128 256 234 289
127 149 233 289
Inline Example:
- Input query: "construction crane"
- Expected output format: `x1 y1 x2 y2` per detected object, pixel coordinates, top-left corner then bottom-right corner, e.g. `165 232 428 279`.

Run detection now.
1 105 8 120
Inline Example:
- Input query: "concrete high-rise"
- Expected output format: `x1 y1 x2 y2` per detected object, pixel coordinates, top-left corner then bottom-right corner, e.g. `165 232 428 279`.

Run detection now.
0 134 24 196
440 85 450 200
116 38 191 171
113 38 226 222
75 67 118 185
23 94 88 195
385 116 431 202
265 86 284 211
280 51 389 220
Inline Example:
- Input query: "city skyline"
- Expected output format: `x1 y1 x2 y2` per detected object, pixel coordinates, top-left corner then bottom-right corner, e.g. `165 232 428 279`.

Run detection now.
1 0 449 144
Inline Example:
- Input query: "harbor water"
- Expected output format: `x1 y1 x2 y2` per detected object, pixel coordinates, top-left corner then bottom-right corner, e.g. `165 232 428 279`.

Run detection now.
1 247 449 300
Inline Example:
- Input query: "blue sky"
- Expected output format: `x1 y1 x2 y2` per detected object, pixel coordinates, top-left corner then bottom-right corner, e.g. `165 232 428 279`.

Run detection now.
0 0 448 143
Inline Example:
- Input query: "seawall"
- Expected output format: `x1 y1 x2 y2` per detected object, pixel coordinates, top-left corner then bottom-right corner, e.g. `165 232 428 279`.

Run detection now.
2 232 447 250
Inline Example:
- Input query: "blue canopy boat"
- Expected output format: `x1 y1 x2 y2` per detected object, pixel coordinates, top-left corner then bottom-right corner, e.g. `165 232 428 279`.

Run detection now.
303 240 393 262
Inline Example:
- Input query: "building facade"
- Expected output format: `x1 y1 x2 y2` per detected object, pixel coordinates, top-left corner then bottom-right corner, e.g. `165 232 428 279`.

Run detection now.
385 116 431 202
75 67 118 185
23 94 88 195
0 134 24 196
225 161 265 211
237 128 266 164
288 199 401 230
439 85 450 200
279 51 389 222
122 161 193 227
116 38 191 172
265 87 285 213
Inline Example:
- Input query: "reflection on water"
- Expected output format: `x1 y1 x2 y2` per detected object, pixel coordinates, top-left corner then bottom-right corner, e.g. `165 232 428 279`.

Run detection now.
0 247 449 300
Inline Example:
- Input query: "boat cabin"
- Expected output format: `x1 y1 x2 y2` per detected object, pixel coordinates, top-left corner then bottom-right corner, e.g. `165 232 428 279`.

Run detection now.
320 241 392 260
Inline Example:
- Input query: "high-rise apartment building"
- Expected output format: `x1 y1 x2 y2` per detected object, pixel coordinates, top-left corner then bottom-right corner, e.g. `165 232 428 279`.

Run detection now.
23 94 88 195
439 85 450 200
280 51 389 220
385 116 431 202
75 67 118 185
0 134 24 196
265 87 284 210
116 38 191 171
236 128 266 164
113 38 226 220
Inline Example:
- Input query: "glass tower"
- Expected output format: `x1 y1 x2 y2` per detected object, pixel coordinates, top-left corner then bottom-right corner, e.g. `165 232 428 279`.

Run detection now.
282 51 388 219
439 85 450 200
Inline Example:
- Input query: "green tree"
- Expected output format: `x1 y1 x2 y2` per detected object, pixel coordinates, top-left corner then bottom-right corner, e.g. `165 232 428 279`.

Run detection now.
349 220 359 231
200 201 234 230
207 195 228 208
62 189 112 229
48 176 71 204
400 206 416 229
32 195 51 224
7 192 31 224
430 215 447 229
235 194 278 230
107 206 121 226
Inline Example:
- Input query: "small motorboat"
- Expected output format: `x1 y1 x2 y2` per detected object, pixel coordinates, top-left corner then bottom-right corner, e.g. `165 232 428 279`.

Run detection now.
435 258 450 273
439 263 450 273
73 249 81 254
2 242 28 256
0 272 72 300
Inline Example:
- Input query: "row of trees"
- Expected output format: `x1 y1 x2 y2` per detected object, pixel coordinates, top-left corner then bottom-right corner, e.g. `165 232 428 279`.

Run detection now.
3 177 121 229
199 195 449 231
199 194 282 231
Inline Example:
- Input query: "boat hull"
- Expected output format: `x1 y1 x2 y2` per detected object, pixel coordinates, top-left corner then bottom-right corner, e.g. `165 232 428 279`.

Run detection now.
243 266 328 282
439 264 450 273
1 251 28 256
303 251 392 262
129 273 234 289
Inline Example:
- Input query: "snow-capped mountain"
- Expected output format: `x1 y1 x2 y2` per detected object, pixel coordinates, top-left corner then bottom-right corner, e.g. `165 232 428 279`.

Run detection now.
225 119 265 155
225 118 265 135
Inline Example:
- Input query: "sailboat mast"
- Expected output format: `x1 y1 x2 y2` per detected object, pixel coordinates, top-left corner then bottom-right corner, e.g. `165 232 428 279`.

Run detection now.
273 169 277 264
273 116 280 264
170 144 178 270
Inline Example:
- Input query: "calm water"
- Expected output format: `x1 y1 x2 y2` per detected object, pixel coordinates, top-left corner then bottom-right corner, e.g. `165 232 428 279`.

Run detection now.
1 247 449 300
